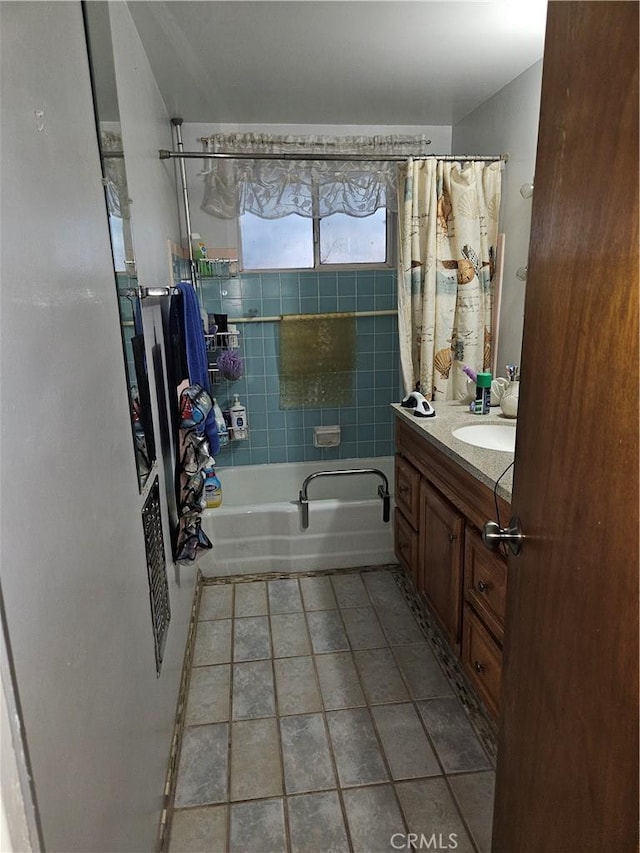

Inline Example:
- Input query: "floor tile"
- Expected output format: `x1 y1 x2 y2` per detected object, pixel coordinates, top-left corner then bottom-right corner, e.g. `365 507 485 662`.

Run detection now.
199 585 233 621
375 602 425 645
306 610 349 653
229 798 286 853
230 718 282 801
185 665 231 726
449 771 496 853
271 612 311 658
232 659 275 720
342 606 387 649
274 656 322 716
169 805 227 853
371 702 441 780
234 581 268 617
417 696 492 773
174 724 228 807
287 791 349 853
280 713 336 794
392 643 453 700
342 785 405 853
362 571 406 609
327 708 388 787
193 619 232 667
331 573 370 608
233 615 271 661
314 651 366 710
396 777 475 853
353 648 410 704
268 578 303 614
299 575 338 611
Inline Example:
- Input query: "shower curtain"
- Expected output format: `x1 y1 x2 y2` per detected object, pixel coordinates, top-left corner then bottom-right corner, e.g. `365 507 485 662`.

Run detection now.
397 158 502 400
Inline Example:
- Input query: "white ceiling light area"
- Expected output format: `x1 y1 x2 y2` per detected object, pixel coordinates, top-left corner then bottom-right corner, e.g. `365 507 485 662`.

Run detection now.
127 1 548 126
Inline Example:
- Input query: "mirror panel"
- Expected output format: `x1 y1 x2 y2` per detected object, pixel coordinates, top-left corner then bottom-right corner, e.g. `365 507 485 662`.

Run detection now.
83 2 156 491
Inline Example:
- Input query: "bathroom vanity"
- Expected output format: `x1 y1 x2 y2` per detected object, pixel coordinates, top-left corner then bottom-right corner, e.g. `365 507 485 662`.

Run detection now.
393 403 513 720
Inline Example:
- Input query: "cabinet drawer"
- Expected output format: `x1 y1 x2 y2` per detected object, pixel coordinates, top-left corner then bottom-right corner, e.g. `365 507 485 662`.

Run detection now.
462 604 502 720
394 509 419 587
464 528 507 642
395 454 420 529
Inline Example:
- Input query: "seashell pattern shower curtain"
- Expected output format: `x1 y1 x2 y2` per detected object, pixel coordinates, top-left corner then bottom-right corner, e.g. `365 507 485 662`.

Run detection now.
397 158 502 400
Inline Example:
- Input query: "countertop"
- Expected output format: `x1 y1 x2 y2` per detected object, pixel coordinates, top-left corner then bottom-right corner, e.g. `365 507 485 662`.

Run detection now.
392 402 515 502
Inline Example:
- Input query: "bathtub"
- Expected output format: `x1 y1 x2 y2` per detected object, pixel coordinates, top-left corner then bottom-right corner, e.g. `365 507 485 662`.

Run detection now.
199 456 396 576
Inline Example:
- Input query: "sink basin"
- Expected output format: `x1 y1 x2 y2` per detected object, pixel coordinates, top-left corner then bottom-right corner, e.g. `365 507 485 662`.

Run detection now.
452 423 516 452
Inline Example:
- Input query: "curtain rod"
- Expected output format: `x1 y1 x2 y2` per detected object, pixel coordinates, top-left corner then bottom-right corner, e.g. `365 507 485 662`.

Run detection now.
158 149 508 163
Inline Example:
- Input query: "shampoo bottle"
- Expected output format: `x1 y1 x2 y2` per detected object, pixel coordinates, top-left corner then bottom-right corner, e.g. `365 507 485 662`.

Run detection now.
230 394 248 440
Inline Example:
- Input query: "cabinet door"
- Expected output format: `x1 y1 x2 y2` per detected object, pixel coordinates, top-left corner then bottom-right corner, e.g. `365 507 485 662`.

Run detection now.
419 480 464 650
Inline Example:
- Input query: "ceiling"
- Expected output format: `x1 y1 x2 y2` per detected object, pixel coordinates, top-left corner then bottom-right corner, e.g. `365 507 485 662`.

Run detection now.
127 1 548 126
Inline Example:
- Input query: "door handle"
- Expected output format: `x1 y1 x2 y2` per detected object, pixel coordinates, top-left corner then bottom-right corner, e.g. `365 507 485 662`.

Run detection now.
482 517 523 556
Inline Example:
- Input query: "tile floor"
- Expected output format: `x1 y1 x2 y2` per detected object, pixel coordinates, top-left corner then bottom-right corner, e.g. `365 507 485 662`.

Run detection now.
168 569 495 853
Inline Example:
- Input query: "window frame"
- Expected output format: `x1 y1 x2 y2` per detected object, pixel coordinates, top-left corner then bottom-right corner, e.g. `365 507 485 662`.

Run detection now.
237 183 395 273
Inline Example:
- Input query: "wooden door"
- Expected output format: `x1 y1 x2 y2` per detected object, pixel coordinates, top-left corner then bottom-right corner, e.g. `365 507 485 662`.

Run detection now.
492 3 639 851
420 479 464 650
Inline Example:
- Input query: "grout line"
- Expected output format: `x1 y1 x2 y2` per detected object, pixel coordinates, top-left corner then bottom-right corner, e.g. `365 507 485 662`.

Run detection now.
268 579 292 852
225 584 235 851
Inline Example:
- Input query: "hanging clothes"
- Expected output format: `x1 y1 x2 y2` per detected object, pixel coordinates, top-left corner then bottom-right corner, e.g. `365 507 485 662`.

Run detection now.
175 385 214 564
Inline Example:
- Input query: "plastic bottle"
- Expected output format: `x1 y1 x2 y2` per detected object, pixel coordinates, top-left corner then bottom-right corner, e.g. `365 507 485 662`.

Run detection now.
472 372 492 415
203 467 222 508
230 394 248 440
212 398 229 447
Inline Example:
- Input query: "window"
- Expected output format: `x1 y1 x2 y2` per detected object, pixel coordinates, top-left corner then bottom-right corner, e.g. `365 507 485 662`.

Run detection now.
240 208 391 271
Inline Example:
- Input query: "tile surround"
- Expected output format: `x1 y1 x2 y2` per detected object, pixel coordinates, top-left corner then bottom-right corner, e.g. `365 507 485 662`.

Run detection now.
202 270 402 466
169 566 497 853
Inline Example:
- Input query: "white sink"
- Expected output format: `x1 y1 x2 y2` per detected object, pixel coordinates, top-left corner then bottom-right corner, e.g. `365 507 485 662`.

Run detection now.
452 423 516 453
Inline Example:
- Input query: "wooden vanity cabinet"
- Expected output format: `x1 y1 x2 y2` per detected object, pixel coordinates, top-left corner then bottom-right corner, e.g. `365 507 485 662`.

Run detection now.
394 417 510 720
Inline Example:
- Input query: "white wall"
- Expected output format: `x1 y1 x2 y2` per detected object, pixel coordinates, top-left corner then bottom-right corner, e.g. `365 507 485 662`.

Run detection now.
452 60 543 371
0 3 195 850
180 122 453 250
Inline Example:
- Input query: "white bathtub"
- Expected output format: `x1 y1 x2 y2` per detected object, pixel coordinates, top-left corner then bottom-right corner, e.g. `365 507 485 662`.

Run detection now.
199 456 396 576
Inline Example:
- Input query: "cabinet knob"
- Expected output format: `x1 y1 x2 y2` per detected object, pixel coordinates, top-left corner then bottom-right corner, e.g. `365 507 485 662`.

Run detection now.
474 661 486 673
477 580 489 593
398 483 409 495
448 532 457 543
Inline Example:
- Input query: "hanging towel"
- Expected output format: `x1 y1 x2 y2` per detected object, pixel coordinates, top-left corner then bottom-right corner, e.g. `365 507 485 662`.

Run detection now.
280 312 356 409
175 282 219 455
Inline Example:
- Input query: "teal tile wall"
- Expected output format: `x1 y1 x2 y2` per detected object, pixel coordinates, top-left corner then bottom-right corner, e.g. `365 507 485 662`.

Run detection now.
202 270 402 467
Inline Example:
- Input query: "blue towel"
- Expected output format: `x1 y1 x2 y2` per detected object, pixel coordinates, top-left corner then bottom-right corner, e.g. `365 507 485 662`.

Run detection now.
175 281 220 456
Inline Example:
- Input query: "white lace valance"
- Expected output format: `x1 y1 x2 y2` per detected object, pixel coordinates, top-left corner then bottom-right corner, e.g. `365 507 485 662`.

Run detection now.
199 133 432 220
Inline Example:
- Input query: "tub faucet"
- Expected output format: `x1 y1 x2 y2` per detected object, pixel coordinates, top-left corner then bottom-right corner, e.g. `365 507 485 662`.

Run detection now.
298 468 390 530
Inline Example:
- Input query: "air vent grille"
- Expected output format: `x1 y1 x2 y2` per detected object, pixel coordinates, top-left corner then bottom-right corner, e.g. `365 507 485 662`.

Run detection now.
142 477 171 675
